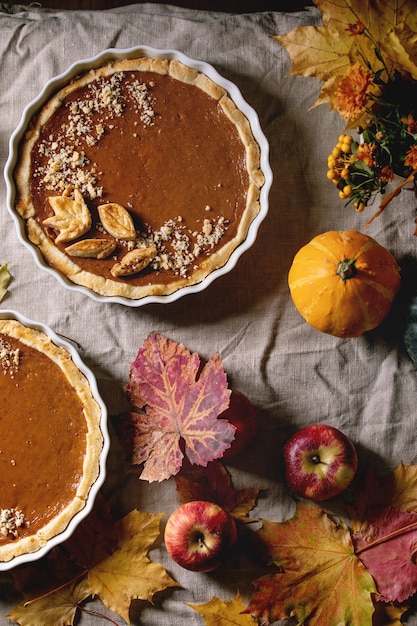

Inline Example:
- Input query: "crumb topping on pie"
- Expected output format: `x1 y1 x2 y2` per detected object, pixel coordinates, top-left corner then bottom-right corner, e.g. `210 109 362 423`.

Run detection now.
0 508 28 539
14 57 266 299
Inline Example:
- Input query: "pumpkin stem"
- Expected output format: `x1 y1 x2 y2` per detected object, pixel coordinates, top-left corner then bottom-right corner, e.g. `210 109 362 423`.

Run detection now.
336 258 357 281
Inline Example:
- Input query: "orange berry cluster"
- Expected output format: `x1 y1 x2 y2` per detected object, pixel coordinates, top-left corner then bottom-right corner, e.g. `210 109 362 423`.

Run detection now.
327 134 365 212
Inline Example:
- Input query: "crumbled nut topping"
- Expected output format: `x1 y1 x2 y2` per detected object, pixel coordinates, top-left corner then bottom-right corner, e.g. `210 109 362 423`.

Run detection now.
0 508 28 538
37 141 101 199
0 338 20 378
136 213 229 278
32 69 232 280
126 76 156 126
34 72 156 200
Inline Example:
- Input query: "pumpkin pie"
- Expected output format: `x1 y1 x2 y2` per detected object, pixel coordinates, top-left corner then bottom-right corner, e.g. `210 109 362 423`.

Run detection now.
13 56 266 300
0 317 104 563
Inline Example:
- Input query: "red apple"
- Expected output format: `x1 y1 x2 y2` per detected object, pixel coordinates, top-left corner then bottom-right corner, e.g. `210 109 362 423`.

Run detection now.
220 390 258 458
164 500 237 572
283 424 358 501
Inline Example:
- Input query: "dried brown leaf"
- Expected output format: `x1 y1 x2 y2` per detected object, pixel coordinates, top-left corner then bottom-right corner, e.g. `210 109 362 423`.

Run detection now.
175 461 260 522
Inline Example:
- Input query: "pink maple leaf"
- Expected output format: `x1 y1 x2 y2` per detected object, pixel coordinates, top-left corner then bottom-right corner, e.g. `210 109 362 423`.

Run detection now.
124 332 234 482
352 506 417 603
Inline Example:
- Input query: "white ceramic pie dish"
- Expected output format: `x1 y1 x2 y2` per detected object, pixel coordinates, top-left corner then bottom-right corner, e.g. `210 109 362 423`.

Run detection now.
4 45 272 306
0 310 109 571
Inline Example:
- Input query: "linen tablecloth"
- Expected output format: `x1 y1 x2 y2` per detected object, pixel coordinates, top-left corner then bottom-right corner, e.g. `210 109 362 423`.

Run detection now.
1 3 417 624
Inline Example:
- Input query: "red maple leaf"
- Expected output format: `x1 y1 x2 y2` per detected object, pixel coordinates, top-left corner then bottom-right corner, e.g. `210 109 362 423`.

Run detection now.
353 506 417 603
122 332 234 482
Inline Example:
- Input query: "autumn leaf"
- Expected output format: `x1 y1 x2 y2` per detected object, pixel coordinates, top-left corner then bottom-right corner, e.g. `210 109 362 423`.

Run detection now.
275 23 352 98
316 0 416 56
274 0 417 109
10 542 87 614
7 579 91 626
372 600 410 626
123 332 234 482
64 492 119 568
386 20 417 80
347 463 417 532
390 462 417 511
86 509 178 623
346 464 393 533
175 461 260 522
0 263 11 302
8 496 178 626
188 593 254 626
246 502 376 626
353 505 417 603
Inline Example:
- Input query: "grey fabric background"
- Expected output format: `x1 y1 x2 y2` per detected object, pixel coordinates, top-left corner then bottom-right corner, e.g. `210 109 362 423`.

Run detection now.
1 3 417 624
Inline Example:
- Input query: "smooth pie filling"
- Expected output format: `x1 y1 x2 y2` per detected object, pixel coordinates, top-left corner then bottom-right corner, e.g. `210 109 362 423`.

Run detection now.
0 319 103 563
14 57 265 299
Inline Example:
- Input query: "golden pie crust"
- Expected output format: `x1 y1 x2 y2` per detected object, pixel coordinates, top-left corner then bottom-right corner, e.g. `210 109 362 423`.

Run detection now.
14 57 265 299
0 318 103 563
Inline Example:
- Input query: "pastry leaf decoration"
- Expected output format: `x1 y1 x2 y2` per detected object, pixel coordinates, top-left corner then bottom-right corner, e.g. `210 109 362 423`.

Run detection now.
65 238 117 259
274 0 417 110
43 189 92 243
121 332 234 482
97 202 136 241
7 495 177 626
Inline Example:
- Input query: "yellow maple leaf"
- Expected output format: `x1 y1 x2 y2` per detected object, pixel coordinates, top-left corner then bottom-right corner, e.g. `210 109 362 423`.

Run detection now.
86 510 178 624
387 462 417 512
385 20 417 80
347 463 417 532
7 579 91 626
317 0 414 51
8 499 178 626
274 0 417 109
188 593 254 626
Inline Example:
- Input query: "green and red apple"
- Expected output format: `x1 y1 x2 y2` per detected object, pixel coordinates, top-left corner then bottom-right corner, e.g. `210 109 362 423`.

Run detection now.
164 500 237 572
283 424 358 501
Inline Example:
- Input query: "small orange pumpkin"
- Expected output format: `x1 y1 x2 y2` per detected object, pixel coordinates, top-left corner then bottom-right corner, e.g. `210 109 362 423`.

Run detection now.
288 229 401 338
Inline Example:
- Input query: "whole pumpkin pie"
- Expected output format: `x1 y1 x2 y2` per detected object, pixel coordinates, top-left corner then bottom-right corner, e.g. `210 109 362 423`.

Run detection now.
0 317 104 564
14 56 266 300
